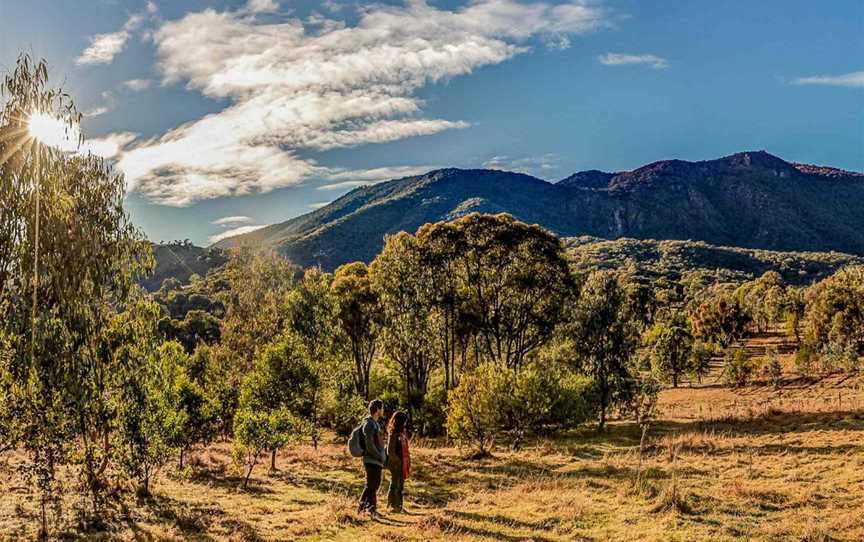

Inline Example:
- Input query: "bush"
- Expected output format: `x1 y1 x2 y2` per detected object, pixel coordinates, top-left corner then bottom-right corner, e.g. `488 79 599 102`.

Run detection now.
723 348 758 388
794 345 817 377
510 366 597 439
762 347 782 389
447 363 597 453
446 363 509 455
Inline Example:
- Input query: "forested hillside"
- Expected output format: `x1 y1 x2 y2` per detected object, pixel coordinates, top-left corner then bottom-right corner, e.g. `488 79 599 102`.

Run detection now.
216 151 864 270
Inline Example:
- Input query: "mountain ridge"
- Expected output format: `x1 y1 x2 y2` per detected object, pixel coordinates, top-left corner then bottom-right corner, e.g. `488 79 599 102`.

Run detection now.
214 151 864 270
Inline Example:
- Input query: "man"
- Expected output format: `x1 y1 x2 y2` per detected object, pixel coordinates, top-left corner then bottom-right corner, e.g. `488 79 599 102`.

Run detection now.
358 399 387 515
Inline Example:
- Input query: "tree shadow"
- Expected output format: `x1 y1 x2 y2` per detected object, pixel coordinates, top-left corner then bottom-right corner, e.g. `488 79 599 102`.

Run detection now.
654 409 864 439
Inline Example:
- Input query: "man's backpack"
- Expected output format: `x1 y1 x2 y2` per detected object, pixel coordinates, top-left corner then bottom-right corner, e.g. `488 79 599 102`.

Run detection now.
348 423 366 457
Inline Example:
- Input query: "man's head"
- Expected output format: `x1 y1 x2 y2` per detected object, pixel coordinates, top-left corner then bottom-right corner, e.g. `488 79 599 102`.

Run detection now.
368 399 384 420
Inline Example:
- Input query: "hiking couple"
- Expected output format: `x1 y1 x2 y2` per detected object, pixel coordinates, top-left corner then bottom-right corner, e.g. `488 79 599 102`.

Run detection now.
349 399 410 516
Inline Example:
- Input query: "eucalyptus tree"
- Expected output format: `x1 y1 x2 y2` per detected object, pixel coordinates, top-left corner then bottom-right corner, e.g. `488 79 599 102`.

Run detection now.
330 262 381 400
369 232 439 420
643 310 695 388
429 213 573 370
565 270 638 431
0 55 151 534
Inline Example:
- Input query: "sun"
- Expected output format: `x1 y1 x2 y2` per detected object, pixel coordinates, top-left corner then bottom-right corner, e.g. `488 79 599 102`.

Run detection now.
28 112 79 151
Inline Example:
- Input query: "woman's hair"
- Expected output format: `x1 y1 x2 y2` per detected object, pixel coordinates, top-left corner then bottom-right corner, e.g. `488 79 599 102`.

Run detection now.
387 410 409 435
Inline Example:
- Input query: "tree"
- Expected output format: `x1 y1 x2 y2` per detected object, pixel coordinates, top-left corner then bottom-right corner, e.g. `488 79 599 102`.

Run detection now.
644 311 694 388
108 297 175 495
437 214 573 369
802 266 864 370
233 334 319 480
723 348 757 388
331 262 380 400
370 233 439 425
157 342 217 469
0 55 151 535
565 271 638 431
690 288 750 348
218 248 296 368
689 341 714 384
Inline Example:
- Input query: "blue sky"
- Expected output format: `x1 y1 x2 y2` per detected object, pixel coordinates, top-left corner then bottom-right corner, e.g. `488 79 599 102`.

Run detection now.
1 0 862 245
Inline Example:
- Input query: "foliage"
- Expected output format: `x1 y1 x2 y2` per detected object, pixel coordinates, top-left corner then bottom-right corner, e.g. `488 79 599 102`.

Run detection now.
232 334 319 483
723 348 758 388
0 55 152 533
564 271 638 431
643 311 694 388
762 347 782 389
331 262 380 400
446 363 510 455
690 288 750 348
802 266 864 371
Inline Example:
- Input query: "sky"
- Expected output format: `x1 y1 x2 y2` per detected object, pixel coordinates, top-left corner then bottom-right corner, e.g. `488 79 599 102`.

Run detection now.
1 0 862 246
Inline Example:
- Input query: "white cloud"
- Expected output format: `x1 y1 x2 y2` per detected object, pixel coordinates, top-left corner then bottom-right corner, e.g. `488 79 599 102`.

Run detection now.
482 153 558 176
110 0 610 206
317 165 438 190
76 6 158 65
212 215 254 226
599 52 668 69
123 78 153 91
243 0 280 14
308 202 330 209
77 31 131 65
792 71 864 88
80 132 139 159
208 224 267 244
84 105 110 118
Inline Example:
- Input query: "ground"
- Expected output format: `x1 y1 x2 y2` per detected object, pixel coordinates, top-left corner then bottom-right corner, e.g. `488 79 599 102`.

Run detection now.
2 332 863 541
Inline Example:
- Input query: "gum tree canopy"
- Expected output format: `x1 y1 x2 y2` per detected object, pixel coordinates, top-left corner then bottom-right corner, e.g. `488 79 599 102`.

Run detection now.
0 55 151 535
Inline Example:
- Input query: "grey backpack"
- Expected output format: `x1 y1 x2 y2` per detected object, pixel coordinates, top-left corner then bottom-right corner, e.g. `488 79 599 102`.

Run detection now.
348 423 366 457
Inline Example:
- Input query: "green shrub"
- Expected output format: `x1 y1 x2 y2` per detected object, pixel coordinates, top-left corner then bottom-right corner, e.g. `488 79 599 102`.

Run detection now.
762 347 783 389
446 363 509 455
794 345 817 377
723 348 758 388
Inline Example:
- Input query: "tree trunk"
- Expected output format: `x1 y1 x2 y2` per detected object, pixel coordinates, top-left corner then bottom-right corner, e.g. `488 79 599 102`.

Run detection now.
270 448 277 470
673 373 678 388
598 390 607 432
179 448 185 469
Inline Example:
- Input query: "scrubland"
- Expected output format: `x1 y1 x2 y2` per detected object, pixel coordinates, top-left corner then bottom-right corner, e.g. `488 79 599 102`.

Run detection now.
2 333 862 541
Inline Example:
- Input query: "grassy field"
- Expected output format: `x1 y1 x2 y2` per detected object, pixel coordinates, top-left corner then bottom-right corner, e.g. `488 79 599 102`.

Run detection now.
3 333 863 541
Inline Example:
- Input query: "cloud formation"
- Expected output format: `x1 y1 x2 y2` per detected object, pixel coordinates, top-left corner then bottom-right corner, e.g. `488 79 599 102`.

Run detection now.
76 4 158 65
123 78 153 91
792 71 864 88
599 52 668 69
212 215 254 226
209 224 267 244
317 165 438 191
482 154 558 176
107 0 609 206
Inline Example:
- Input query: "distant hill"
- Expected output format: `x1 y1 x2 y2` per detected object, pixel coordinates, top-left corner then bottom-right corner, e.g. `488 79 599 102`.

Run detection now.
214 151 864 271
565 237 863 286
141 242 228 292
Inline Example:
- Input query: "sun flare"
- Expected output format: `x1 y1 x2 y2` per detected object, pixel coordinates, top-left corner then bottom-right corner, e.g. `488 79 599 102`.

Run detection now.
28 112 79 151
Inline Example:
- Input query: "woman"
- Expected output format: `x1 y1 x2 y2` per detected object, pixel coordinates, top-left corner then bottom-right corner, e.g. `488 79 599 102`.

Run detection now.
385 410 410 513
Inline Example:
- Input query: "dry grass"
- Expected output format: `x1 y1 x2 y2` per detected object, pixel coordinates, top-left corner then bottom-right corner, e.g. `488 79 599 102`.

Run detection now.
3 332 864 541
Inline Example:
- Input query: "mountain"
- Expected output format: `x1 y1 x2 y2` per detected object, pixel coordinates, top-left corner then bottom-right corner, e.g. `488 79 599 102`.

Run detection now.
214 151 864 270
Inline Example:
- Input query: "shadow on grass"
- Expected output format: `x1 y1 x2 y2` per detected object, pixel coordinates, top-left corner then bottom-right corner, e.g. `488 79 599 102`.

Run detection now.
654 409 864 439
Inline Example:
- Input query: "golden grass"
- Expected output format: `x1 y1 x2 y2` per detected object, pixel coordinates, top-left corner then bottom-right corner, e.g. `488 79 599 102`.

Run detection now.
3 333 863 541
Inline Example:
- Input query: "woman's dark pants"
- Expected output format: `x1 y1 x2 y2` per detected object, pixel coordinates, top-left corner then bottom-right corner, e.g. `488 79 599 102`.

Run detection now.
387 467 404 511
